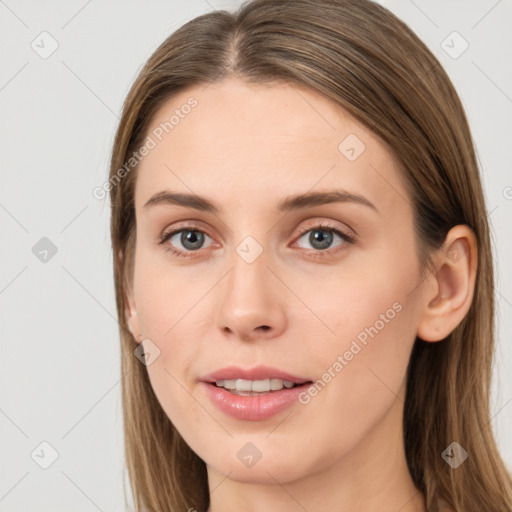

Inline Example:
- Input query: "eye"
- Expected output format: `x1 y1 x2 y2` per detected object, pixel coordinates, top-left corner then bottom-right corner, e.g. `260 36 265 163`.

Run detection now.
293 222 355 255
158 226 214 258
158 221 355 259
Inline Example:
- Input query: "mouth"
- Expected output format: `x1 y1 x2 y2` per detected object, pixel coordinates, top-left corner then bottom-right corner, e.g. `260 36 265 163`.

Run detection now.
201 365 312 394
201 370 315 420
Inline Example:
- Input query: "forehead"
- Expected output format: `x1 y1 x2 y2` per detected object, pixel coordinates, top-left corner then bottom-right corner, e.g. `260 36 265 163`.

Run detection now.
134 78 409 217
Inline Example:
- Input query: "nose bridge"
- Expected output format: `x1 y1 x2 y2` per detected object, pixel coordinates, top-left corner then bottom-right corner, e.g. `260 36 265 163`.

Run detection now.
226 234 271 307
215 231 286 339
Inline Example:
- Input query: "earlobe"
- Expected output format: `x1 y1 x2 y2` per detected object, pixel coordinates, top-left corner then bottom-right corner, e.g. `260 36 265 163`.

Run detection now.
416 225 477 342
119 248 142 343
125 288 142 344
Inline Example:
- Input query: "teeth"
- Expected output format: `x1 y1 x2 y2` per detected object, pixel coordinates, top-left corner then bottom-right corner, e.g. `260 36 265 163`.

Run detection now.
251 379 269 392
270 378 285 390
215 378 297 392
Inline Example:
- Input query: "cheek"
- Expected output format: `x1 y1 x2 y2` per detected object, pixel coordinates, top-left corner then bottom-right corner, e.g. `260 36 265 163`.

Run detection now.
295 259 420 448
295 250 418 358
131 250 242 438
133 245 211 344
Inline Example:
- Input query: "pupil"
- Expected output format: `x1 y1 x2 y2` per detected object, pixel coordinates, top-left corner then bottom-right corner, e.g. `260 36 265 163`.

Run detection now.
181 230 204 250
310 229 332 250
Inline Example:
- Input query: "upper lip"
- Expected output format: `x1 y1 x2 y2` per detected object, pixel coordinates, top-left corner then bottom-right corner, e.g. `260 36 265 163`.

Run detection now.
201 365 311 384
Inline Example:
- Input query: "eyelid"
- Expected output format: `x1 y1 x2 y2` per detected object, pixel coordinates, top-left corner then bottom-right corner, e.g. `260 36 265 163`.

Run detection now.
158 219 216 242
293 218 356 240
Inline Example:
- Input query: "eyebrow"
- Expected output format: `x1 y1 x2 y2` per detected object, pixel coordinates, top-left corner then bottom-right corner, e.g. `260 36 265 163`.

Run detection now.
143 189 378 214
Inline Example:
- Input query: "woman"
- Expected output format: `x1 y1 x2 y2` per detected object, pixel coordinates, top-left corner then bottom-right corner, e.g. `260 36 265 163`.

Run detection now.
107 0 512 510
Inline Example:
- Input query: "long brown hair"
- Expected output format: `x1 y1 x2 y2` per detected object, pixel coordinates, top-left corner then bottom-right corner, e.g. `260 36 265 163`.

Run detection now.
108 0 512 510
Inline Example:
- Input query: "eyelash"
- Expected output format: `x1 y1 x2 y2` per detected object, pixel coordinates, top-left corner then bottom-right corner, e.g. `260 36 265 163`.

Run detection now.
158 222 355 259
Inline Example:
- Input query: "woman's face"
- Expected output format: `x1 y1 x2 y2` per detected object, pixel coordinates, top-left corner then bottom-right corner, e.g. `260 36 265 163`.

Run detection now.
127 77 428 485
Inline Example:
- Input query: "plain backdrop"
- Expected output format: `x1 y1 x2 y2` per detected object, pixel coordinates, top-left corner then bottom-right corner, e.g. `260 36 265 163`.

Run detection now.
0 0 511 510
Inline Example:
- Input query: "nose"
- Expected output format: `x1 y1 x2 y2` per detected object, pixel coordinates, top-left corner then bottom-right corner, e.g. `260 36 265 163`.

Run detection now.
215 246 287 343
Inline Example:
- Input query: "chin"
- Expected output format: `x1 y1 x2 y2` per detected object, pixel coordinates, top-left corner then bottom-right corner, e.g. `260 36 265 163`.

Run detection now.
203 441 313 485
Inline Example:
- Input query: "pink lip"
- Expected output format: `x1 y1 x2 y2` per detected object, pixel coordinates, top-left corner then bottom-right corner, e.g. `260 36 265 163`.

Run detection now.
201 365 310 384
200 382 312 421
199 365 313 421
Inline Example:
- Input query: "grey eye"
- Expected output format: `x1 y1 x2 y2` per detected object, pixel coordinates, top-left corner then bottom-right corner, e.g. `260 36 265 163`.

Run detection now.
170 230 209 251
296 228 346 251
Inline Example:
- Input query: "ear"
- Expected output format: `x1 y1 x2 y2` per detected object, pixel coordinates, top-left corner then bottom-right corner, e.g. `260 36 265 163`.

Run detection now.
416 225 478 342
119 248 142 344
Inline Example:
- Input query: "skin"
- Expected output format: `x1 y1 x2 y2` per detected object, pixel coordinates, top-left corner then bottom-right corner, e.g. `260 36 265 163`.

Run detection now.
124 77 476 512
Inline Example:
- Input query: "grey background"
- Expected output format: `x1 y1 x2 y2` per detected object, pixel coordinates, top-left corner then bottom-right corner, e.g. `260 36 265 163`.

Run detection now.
0 0 510 510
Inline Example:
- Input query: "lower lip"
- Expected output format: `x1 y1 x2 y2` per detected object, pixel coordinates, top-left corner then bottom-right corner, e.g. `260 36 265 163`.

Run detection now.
201 382 312 421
